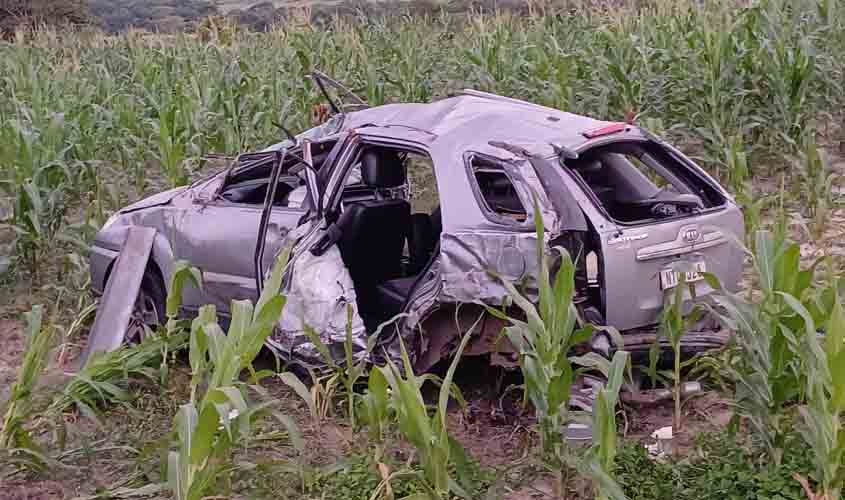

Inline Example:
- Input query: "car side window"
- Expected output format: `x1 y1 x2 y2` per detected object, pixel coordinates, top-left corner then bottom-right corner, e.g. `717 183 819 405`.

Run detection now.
465 154 528 224
219 153 303 207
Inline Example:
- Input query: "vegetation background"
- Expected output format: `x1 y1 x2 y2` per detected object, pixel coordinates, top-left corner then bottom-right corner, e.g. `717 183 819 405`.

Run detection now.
1 0 845 499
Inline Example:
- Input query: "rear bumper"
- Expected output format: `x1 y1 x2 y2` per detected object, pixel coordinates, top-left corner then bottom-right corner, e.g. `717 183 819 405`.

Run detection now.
619 328 731 364
90 244 119 295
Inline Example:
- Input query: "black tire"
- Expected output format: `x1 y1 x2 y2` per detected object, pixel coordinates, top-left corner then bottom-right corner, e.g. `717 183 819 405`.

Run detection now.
125 268 167 343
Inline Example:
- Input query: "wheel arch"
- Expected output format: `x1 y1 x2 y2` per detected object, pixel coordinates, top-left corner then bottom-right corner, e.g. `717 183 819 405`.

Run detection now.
102 229 174 295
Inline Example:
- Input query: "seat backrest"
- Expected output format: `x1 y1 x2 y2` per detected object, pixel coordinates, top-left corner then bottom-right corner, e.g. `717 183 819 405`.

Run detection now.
338 200 410 286
336 149 411 288
361 149 406 189
407 206 442 275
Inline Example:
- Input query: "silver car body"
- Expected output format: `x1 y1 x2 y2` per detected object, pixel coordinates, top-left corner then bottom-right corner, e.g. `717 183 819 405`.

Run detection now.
90 90 744 367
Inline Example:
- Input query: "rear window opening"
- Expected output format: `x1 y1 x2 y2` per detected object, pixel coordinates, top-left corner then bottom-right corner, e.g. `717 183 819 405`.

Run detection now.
468 156 528 223
564 141 726 224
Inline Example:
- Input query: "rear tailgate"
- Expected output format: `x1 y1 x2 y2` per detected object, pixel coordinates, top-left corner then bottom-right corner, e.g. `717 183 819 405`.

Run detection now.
598 206 744 330
559 128 745 331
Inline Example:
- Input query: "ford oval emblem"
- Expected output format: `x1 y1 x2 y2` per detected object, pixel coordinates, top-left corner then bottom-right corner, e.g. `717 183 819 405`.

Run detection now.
682 227 701 243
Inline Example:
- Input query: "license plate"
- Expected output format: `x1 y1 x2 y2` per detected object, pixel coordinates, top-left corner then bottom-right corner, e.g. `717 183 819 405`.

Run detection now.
659 261 706 290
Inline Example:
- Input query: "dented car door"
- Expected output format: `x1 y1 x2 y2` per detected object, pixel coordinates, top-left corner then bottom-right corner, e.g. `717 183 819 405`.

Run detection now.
175 150 312 314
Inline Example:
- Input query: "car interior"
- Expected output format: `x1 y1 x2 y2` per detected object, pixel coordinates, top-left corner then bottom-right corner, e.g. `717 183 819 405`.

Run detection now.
326 147 546 331
565 142 724 223
217 141 337 207
317 146 442 331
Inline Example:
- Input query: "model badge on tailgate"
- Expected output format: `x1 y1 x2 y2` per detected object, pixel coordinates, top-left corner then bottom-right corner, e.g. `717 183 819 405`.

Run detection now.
608 233 648 245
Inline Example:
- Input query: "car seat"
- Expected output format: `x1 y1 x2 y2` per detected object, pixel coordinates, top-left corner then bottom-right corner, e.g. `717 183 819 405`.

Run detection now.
335 149 411 329
374 206 442 324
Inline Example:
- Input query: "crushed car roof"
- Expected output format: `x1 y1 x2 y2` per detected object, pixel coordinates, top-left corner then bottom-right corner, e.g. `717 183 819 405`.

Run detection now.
281 90 624 158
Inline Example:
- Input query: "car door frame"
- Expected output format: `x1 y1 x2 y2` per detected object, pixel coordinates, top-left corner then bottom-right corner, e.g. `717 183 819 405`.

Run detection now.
179 147 318 316
253 135 350 288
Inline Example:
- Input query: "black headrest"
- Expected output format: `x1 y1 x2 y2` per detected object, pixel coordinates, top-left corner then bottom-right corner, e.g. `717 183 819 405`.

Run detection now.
361 150 406 188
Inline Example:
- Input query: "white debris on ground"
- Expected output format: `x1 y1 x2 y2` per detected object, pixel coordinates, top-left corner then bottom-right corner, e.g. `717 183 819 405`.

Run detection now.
645 426 674 460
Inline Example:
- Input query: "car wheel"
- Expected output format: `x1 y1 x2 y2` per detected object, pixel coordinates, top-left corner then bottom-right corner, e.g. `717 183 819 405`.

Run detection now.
125 271 166 344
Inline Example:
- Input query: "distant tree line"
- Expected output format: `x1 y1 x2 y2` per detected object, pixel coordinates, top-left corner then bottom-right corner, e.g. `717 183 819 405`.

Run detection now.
1 0 565 36
0 0 90 36
226 0 537 31
88 0 217 32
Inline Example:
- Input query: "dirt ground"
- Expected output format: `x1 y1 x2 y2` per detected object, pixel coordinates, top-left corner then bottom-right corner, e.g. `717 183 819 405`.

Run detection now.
0 302 735 500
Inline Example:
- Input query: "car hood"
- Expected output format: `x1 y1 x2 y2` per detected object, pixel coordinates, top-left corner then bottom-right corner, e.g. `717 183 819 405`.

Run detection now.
120 186 187 213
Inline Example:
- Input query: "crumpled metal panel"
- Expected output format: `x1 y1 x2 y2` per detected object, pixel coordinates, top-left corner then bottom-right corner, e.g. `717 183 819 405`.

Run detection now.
119 186 186 214
80 226 156 368
266 226 367 364
439 230 544 304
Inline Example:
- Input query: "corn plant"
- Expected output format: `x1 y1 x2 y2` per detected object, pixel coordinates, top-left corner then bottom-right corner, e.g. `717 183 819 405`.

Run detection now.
359 364 392 463
0 305 55 471
48 329 189 422
370 326 476 500
280 305 394 428
46 261 201 419
167 249 293 500
723 135 750 196
486 201 589 457
589 350 629 500
487 199 626 499
4 178 68 283
793 131 837 243
795 293 845 500
655 270 705 432
707 230 831 464
162 260 203 384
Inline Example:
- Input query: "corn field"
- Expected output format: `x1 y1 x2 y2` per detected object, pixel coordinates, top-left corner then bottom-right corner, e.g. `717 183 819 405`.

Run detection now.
2 0 845 498
1 0 843 278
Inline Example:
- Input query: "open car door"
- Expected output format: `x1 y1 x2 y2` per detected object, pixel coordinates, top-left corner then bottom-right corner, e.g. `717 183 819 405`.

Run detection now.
175 148 316 314
253 141 325 291
257 133 371 362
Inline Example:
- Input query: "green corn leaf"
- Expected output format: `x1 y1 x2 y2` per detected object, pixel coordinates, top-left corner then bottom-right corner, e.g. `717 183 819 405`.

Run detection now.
175 404 198 473
302 323 335 367
227 300 254 347
255 246 290 318
190 404 219 466
279 372 316 421
547 363 573 413
167 450 184 500
368 366 390 426
826 298 845 358
437 315 479 430
167 261 203 318
754 231 776 295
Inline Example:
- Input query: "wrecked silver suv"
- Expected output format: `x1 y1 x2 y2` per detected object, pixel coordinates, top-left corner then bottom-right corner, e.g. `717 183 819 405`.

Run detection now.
88 87 744 370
